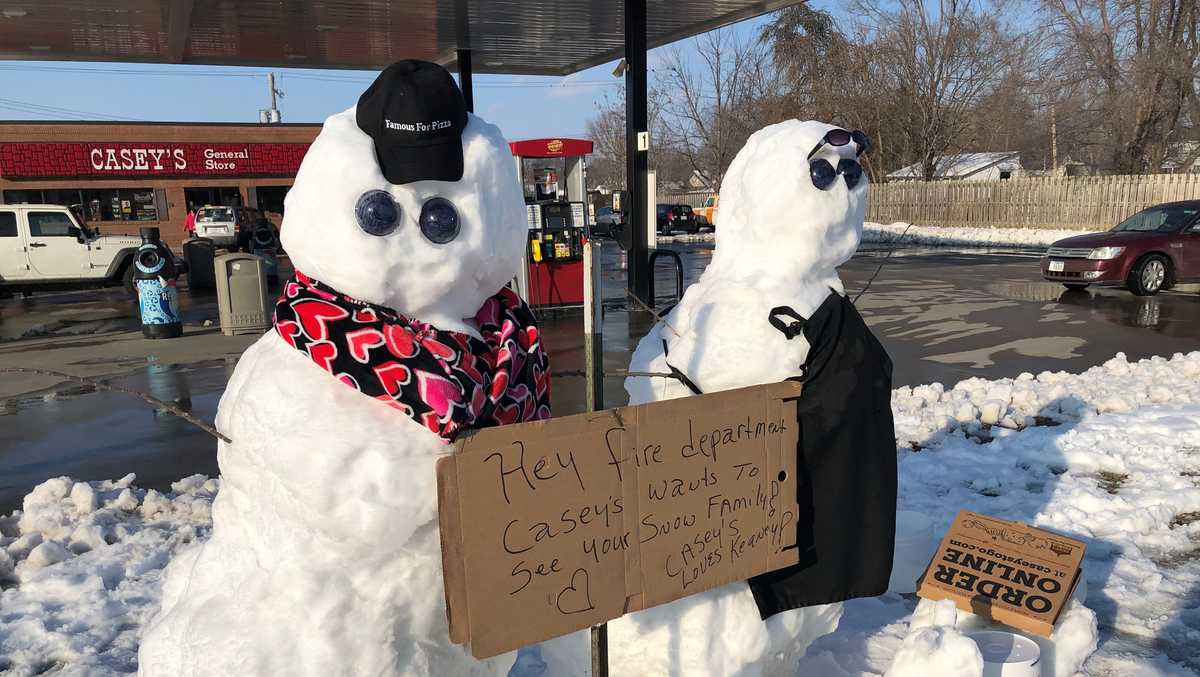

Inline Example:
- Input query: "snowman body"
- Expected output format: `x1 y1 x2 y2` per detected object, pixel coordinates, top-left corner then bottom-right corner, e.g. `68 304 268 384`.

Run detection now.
139 107 528 676
549 120 869 676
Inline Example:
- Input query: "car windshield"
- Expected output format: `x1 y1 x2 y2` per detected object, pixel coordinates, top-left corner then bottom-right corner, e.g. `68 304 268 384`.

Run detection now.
1111 205 1199 233
598 207 612 216
678 205 693 214
197 207 235 222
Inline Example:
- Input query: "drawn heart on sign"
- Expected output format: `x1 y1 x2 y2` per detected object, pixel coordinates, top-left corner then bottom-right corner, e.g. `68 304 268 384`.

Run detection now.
555 568 595 616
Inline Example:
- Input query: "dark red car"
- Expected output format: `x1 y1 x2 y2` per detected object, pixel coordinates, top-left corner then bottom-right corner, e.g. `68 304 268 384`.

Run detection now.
1042 200 1200 295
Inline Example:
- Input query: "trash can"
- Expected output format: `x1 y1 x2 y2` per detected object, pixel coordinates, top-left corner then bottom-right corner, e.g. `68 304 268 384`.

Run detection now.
214 253 270 336
182 237 217 291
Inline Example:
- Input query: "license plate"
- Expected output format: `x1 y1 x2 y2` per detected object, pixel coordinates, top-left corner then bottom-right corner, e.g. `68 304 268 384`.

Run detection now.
1048 260 1065 272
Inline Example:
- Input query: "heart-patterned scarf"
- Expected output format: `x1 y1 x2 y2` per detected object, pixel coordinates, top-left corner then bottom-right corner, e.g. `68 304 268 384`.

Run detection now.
273 271 551 442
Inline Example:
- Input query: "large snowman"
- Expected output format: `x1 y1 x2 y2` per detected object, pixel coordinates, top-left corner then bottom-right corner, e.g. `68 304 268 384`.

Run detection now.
139 61 547 676
541 120 894 676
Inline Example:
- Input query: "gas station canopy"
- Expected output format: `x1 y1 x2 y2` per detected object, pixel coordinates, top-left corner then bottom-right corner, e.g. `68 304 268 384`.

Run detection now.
0 0 795 75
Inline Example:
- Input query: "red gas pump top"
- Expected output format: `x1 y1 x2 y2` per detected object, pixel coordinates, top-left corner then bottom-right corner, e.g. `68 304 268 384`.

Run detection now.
509 138 594 158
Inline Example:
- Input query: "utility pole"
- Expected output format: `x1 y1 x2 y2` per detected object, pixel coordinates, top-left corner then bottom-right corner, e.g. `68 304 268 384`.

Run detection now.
263 73 282 123
1050 104 1058 172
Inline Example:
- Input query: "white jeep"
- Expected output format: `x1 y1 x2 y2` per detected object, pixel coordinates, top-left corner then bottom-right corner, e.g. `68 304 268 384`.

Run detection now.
0 204 144 295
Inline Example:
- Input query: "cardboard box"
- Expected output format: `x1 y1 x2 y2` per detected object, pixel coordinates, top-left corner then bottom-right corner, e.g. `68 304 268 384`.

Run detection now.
916 511 1086 637
438 381 803 658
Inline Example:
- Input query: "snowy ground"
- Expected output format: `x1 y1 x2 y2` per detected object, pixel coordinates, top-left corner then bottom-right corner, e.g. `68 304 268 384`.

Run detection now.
658 222 1098 249
861 222 1096 249
2 352 1199 675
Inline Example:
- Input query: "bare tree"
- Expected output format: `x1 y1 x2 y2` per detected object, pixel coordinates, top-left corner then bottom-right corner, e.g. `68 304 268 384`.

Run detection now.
583 88 686 190
653 29 780 188
856 0 1028 180
1041 0 1200 173
584 91 628 189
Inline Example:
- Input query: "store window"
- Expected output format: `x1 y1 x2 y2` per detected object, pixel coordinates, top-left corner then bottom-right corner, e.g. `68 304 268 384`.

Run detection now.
184 187 242 213
81 189 159 222
256 186 290 215
0 211 16 237
2 188 158 222
28 211 81 238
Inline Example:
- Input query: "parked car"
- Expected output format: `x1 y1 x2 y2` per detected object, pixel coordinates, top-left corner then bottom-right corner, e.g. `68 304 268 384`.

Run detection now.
193 205 241 247
0 203 143 294
1041 200 1200 295
655 203 699 235
591 206 623 238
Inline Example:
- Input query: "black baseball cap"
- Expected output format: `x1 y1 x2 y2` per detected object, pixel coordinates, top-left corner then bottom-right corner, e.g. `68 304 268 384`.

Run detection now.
356 60 468 185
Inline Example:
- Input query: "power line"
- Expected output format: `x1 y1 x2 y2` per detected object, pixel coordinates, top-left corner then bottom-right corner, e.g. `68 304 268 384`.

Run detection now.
0 96 143 121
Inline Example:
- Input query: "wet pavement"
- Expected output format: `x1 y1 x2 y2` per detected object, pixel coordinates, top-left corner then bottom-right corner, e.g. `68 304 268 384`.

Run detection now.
2 241 1199 512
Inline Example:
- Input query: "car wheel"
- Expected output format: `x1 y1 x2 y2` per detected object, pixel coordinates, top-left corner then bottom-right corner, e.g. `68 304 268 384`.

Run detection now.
1063 283 1089 291
1128 254 1168 296
122 264 137 297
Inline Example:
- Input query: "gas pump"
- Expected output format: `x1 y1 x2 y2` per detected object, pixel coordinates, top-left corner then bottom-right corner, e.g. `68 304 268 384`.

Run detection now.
509 138 594 307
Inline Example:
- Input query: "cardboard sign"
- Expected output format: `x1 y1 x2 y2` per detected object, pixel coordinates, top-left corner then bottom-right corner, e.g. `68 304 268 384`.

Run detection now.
917 511 1086 637
438 382 803 658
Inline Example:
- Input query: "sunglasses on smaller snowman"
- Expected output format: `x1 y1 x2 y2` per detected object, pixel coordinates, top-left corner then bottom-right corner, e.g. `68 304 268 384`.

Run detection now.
806 128 870 190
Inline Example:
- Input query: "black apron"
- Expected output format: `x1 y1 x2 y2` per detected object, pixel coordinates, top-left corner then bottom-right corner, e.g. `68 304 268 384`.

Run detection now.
746 291 897 617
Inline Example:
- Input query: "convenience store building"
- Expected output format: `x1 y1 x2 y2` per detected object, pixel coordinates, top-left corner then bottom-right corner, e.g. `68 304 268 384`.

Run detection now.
0 121 319 248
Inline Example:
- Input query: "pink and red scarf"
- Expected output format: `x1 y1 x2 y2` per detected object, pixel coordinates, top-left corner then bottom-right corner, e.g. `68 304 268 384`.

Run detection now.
273 271 551 442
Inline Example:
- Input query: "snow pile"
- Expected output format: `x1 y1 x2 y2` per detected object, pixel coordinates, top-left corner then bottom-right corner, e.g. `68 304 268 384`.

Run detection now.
659 221 1097 249
863 221 1097 249
0 474 217 675
801 350 1200 676
891 351 1200 450
884 601 983 677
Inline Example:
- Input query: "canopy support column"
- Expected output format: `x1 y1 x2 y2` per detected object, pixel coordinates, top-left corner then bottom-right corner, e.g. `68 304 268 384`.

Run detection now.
625 0 650 304
457 48 474 112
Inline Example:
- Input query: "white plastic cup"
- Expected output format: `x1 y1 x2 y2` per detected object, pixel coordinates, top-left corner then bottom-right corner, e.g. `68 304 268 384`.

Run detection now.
968 630 1041 677
889 510 936 594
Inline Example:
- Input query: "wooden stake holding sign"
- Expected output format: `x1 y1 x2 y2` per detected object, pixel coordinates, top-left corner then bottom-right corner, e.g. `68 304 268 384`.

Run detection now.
438 381 803 658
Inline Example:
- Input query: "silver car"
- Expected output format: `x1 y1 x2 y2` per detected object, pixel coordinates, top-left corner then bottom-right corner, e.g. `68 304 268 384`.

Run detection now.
194 206 238 246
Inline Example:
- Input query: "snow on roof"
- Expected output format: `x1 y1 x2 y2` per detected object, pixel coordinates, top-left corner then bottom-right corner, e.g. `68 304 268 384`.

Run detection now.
887 152 1022 180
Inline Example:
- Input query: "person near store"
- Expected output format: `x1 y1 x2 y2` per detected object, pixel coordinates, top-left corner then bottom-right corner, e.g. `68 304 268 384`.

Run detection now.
183 205 196 236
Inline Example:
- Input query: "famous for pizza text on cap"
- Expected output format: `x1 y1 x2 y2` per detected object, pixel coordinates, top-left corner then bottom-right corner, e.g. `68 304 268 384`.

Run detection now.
356 60 469 185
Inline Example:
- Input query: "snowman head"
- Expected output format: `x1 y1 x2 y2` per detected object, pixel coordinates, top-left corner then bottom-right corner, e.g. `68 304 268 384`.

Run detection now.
281 61 525 329
711 120 868 277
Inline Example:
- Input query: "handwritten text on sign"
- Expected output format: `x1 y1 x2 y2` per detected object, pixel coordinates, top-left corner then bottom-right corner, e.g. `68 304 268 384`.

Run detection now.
438 382 802 658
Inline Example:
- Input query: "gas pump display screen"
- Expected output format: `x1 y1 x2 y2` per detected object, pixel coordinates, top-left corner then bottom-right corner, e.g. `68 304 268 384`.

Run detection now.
540 202 573 229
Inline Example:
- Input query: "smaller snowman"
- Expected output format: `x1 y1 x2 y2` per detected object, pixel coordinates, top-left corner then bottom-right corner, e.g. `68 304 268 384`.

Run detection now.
541 120 897 676
140 61 548 676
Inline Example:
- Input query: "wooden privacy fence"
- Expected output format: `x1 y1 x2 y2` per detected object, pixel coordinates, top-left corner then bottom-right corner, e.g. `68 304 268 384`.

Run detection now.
658 190 710 208
867 174 1200 230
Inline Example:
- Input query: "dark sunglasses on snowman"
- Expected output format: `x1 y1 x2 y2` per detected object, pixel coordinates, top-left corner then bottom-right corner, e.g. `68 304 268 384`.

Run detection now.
807 128 870 190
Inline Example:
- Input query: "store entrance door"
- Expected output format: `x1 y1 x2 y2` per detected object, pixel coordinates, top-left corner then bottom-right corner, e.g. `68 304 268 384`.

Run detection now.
184 187 242 214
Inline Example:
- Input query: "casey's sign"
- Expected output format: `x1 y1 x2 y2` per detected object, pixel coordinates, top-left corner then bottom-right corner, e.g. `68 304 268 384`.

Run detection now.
0 142 309 179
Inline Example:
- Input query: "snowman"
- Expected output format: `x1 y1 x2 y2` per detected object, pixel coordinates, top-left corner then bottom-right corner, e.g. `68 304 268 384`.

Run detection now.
139 61 548 677
540 120 896 676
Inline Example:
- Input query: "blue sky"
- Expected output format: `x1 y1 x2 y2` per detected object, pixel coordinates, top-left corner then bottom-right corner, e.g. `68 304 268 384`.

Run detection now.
0 10 803 142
